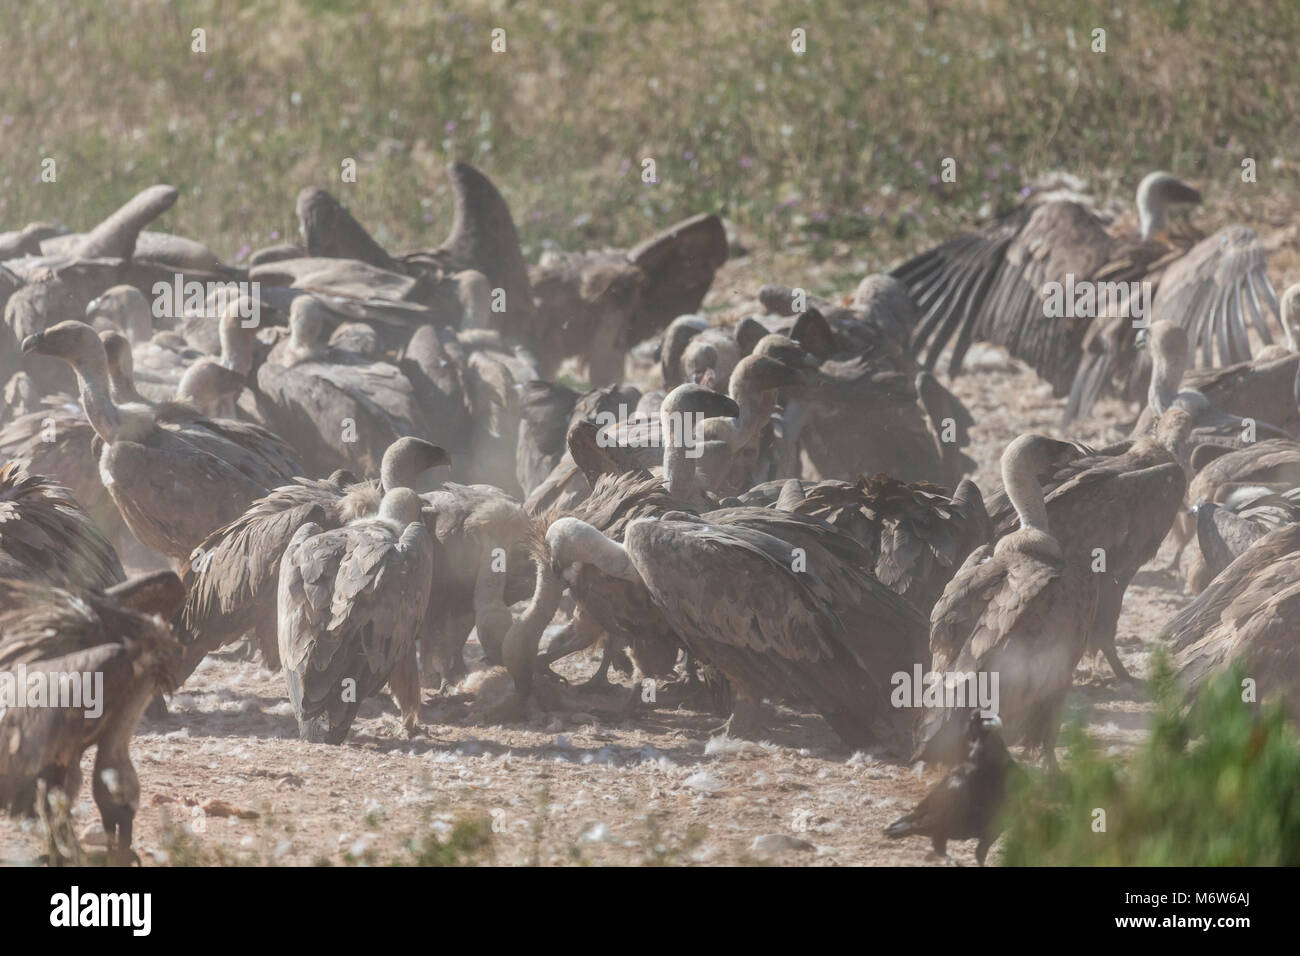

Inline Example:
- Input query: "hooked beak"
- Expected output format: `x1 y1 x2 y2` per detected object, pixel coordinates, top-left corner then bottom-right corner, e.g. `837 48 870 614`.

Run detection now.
20 332 43 354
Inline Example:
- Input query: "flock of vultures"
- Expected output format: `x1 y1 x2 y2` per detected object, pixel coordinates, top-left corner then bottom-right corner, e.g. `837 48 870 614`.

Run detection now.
1 162 1299 865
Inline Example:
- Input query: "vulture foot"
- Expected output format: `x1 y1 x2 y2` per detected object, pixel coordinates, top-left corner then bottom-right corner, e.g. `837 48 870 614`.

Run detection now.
708 699 767 741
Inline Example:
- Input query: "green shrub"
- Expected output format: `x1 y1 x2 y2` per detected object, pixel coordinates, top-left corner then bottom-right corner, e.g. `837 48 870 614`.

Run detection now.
1001 654 1300 865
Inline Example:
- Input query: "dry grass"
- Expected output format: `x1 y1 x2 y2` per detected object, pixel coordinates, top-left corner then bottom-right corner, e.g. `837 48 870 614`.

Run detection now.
4 0 1299 275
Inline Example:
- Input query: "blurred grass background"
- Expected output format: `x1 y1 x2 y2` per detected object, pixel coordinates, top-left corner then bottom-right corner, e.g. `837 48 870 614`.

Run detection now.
2 0 1298 273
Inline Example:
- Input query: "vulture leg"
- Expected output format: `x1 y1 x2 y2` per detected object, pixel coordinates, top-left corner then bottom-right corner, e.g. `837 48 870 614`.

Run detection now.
1167 512 1195 571
93 745 143 866
387 645 424 737
975 836 993 867
34 778 83 866
298 714 330 744
708 695 767 741
576 633 620 691
256 620 281 672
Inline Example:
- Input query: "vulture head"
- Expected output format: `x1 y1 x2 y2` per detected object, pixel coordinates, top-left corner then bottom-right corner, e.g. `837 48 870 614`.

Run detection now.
85 285 153 344
286 295 331 358
1136 171 1202 240
98 330 143 404
379 437 451 493
176 360 247 417
21 319 105 372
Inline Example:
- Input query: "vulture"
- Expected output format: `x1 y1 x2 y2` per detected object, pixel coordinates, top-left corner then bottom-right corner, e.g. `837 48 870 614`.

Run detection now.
1132 285 1300 440
738 472 991 617
0 462 124 591
892 171 1280 423
744 303 974 488
528 213 729 385
916 434 1101 766
1132 320 1291 445
885 712 1013 865
178 438 450 675
983 407 1190 680
277 488 434 743
1166 523 1300 723
516 506 929 752
291 163 727 385
256 295 438 478
2 185 240 397
22 320 302 564
1174 439 1300 569
518 384 742 692
660 314 743 392
0 571 185 864
1189 488 1300 591
525 355 792 511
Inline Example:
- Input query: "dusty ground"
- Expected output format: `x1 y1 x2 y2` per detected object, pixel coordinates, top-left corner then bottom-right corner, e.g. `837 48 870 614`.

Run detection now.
2 243 1249 867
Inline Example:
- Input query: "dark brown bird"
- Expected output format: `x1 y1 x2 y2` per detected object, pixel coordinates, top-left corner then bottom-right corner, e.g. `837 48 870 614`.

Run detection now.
885 712 1012 865
0 571 185 864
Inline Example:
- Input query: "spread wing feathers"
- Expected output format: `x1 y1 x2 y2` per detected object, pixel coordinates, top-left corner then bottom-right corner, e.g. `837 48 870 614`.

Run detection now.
627 510 928 750
0 463 124 590
895 203 1124 392
178 476 373 648
0 579 181 815
623 213 728 344
920 544 1095 761
278 520 433 721
1153 226 1278 368
1068 227 1280 424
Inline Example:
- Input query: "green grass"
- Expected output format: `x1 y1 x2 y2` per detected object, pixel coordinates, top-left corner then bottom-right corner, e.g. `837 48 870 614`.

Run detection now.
4 0 1299 275
1001 655 1300 865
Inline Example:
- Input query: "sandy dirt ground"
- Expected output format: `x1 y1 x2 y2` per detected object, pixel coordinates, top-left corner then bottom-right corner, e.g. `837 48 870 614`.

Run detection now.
0 256 1212 868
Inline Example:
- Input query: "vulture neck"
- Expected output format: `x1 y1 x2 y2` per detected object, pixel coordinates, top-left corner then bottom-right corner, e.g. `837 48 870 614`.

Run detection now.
999 442 1058 558
106 356 147 406
1137 188 1166 241
500 559 565 694
219 321 256 376
1148 344 1187 415
72 354 123 445
661 410 702 500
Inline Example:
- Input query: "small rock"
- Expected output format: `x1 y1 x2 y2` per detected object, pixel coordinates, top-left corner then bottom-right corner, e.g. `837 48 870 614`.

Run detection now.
750 833 814 855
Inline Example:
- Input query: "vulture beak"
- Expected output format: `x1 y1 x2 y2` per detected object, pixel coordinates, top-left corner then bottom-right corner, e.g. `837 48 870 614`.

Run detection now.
1135 327 1149 350
20 332 43 354
85 296 102 318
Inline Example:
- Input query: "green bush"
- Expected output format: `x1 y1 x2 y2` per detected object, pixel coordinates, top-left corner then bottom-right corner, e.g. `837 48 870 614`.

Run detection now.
1001 654 1300 865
